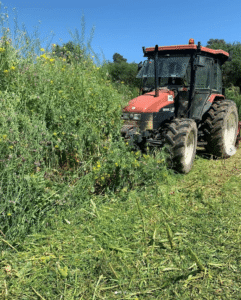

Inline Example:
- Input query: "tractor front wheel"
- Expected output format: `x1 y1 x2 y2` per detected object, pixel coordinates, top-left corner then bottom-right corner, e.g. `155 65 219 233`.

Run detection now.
202 100 239 157
162 118 198 174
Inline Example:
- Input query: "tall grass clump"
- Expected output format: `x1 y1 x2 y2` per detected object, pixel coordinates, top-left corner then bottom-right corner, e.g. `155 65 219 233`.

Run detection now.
225 85 241 119
0 6 170 244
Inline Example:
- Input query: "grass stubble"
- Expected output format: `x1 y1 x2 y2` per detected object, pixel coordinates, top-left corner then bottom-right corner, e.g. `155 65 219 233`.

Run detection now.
0 3 241 299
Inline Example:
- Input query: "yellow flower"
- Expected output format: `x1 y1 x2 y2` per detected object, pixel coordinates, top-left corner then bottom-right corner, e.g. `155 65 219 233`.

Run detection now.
61 68 65 71
58 90 63 94
10 66 16 70
62 58 66 62
9 146 13 149
101 176 105 181
40 54 47 59
41 256 46 264
7 213 11 216
115 163 118 167
40 48 45 52
0 47 5 52
62 132 65 135
53 132 57 136
49 58 55 63
55 145 59 148
157 159 164 163
2 134 7 139
50 80 53 84
3 70 8 73
121 81 124 84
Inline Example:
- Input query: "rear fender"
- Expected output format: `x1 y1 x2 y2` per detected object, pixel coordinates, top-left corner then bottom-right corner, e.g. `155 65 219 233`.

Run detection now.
207 94 225 104
200 94 225 118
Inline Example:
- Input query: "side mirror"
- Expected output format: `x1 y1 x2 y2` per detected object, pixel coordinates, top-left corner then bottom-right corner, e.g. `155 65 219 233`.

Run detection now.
138 61 143 71
195 56 205 67
227 50 233 62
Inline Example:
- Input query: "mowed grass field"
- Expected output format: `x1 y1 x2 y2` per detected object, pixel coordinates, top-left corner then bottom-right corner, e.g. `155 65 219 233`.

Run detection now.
1 147 241 299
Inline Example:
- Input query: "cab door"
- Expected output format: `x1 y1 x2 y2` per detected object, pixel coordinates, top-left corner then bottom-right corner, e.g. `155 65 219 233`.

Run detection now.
189 56 213 120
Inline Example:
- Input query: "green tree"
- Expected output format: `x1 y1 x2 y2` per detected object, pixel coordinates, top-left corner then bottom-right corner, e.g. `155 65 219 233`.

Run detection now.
206 39 227 49
101 53 140 88
113 53 127 64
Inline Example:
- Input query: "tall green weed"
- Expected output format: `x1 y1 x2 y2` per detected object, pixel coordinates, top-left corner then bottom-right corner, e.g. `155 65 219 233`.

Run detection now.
225 85 241 118
0 8 169 242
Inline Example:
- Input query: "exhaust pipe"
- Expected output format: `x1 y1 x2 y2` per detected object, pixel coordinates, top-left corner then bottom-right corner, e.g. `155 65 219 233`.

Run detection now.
154 44 159 97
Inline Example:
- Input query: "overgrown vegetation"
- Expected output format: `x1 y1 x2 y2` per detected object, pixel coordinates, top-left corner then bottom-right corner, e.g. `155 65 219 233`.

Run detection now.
0 4 241 299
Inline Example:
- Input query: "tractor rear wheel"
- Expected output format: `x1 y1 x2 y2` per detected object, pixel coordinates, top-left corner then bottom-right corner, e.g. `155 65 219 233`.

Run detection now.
162 118 198 174
202 100 239 157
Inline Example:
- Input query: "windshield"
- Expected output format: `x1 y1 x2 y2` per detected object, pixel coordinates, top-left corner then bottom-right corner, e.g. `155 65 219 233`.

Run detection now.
137 55 190 79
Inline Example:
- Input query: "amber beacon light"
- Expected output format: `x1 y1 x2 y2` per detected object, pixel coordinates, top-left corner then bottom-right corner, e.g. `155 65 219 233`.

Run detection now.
189 38 194 44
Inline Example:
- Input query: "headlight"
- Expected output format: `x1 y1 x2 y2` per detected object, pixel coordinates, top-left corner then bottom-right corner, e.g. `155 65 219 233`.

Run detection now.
122 113 141 121
133 114 141 120
122 113 129 120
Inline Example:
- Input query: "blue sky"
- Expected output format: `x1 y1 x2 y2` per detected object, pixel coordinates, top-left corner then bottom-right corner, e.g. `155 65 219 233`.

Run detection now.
2 0 241 65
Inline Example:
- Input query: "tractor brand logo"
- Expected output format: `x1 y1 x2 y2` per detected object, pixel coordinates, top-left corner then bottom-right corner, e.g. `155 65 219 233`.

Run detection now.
168 95 173 102
163 107 174 112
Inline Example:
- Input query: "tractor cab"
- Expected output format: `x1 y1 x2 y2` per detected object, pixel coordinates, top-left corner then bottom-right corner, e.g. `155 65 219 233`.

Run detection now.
136 39 229 120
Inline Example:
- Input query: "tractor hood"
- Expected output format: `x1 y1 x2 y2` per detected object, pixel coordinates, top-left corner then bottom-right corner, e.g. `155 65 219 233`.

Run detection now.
123 89 175 113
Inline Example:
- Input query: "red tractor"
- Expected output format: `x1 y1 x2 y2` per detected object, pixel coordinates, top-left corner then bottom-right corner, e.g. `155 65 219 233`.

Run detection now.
121 39 241 173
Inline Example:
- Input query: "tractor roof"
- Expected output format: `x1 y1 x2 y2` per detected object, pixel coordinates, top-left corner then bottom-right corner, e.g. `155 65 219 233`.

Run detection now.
144 41 229 64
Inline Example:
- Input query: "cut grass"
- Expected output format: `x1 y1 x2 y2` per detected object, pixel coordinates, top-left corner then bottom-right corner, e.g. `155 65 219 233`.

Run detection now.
1 148 241 299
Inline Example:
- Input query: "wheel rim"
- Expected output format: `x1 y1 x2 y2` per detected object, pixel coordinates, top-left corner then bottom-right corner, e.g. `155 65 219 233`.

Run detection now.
224 112 237 154
185 130 195 166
